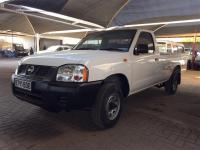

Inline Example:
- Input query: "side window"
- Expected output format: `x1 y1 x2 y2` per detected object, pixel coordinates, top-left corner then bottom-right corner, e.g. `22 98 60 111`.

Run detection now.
134 32 155 55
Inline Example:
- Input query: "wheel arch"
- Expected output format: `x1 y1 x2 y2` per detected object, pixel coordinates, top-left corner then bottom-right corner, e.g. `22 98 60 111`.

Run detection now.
173 65 181 84
104 74 130 98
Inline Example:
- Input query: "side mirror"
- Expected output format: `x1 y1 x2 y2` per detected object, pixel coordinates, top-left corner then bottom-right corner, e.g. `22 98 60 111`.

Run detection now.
135 44 149 55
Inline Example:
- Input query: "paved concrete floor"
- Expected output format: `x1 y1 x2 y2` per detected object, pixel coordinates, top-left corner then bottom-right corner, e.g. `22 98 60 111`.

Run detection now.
0 58 200 150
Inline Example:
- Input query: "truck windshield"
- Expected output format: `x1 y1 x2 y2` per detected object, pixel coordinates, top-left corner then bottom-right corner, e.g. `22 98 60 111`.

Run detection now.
74 30 136 52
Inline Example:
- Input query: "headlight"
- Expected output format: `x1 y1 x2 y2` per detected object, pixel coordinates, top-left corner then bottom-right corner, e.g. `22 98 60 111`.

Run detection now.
56 65 88 82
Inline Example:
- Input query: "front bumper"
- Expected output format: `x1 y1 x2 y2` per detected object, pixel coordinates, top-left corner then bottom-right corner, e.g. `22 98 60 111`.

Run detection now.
12 74 102 111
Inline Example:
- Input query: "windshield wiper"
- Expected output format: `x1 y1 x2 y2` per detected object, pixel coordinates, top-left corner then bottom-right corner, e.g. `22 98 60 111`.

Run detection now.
100 48 125 52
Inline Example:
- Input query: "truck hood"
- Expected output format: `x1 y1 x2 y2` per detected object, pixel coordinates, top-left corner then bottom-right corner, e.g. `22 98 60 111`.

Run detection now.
21 50 128 67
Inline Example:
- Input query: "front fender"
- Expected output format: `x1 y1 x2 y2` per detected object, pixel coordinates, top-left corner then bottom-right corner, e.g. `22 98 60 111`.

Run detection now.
88 61 132 86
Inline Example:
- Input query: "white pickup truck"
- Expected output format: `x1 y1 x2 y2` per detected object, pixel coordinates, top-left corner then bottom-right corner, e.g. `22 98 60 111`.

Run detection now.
12 29 181 129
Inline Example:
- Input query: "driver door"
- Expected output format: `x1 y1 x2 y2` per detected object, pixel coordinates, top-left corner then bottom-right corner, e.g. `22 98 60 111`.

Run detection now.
131 31 161 92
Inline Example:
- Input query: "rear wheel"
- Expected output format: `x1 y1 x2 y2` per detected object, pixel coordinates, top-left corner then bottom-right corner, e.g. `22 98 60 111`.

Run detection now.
164 69 180 95
91 79 123 129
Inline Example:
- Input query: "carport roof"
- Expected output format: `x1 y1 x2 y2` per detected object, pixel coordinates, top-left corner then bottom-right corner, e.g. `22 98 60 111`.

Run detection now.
155 22 200 37
2 0 200 36
6 0 128 28
0 9 82 35
6 0 200 26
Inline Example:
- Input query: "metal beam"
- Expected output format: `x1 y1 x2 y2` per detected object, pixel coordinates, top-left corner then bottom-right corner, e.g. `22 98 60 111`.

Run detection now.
23 15 36 35
123 19 200 28
107 0 130 28
20 5 104 29
0 4 104 31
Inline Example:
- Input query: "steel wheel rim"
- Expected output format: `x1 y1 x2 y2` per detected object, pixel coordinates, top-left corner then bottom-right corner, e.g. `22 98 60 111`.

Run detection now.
106 93 121 121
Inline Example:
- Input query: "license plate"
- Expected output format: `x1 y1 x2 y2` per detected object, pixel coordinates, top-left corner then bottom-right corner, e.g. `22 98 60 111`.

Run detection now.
15 79 32 91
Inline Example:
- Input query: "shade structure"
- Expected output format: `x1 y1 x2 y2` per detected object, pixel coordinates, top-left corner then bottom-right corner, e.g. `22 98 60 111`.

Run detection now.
111 0 200 26
6 0 200 25
2 0 200 37
111 0 200 36
0 2 104 35
8 0 128 27
0 10 82 35
0 10 35 34
155 22 200 37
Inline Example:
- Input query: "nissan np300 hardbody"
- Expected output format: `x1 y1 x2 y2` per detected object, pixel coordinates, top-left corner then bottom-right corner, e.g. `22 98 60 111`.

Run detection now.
12 29 181 129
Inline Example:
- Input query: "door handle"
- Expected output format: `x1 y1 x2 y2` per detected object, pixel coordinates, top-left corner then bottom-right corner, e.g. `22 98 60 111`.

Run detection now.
155 58 159 62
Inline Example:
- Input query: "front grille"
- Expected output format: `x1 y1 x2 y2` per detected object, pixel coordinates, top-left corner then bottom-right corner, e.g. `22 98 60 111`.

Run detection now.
17 64 57 80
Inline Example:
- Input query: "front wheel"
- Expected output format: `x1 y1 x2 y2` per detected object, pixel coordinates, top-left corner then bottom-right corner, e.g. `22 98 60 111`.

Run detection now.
91 80 123 129
164 69 180 95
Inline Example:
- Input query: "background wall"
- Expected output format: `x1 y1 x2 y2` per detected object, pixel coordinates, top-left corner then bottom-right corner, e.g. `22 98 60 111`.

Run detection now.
39 38 62 50
0 34 35 50
182 42 200 49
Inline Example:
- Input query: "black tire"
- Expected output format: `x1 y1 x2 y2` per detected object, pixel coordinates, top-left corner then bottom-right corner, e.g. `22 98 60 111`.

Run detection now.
91 79 123 129
164 69 180 95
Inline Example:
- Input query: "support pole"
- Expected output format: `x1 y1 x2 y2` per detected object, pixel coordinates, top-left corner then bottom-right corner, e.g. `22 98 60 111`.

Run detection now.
11 30 13 50
192 32 197 69
36 33 40 52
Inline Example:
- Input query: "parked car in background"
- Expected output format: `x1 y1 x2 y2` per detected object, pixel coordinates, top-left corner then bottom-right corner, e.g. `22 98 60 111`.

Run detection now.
2 49 16 58
187 49 200 70
0 43 29 58
12 29 181 129
157 41 189 66
37 45 72 54
14 44 29 57
185 47 192 53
